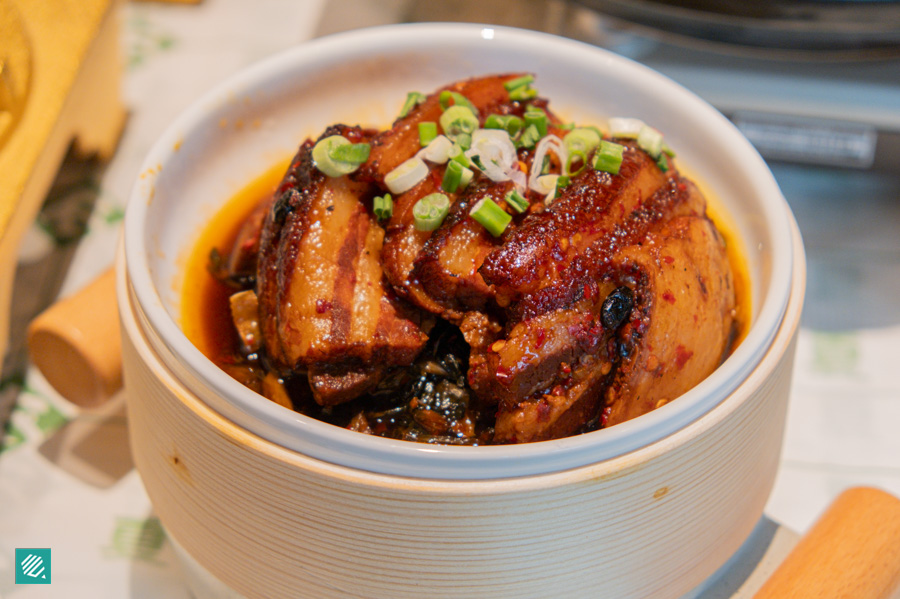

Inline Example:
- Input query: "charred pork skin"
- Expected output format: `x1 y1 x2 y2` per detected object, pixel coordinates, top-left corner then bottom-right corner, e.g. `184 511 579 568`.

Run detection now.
479 141 666 304
256 125 429 406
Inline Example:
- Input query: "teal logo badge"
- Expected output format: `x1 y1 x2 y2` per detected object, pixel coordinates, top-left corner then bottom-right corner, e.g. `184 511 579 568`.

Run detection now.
15 548 51 584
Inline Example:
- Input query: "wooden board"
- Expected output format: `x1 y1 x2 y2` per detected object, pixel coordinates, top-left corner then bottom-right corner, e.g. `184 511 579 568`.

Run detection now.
0 0 125 362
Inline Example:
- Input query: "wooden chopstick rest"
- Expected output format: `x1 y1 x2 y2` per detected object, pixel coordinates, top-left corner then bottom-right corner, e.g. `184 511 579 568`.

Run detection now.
26 266 121 407
754 486 900 599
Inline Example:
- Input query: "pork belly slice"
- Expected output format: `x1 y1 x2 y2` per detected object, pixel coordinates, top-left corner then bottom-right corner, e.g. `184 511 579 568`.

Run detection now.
256 129 429 405
468 287 614 406
356 73 530 185
479 141 666 303
492 351 614 444
508 173 708 323
602 213 736 426
380 171 456 316
413 178 515 319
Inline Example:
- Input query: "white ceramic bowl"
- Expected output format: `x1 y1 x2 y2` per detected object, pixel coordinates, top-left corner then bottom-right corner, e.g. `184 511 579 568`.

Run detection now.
120 23 805 599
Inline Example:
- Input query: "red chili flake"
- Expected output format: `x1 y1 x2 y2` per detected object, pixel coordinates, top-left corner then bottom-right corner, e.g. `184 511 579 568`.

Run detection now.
560 362 572 375
675 345 694 369
677 181 687 192
315 299 332 313
662 255 675 264
662 291 676 304
600 405 612 427
536 399 552 422
534 327 547 349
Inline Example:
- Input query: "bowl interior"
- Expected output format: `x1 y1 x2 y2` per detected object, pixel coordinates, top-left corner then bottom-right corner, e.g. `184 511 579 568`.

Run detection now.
124 23 794 479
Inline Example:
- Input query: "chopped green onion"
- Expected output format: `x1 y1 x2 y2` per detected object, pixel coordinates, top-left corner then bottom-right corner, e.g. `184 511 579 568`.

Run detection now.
637 125 664 158
564 127 601 156
656 152 670 172
662 143 676 157
503 75 535 92
593 140 625 175
504 189 529 213
441 160 474 193
484 114 524 137
608 117 645 139
385 157 429 194
517 124 541 149
504 75 538 102
419 121 438 147
565 150 587 178
439 91 478 115
534 174 559 196
330 142 370 163
413 193 451 231
509 86 538 101
398 91 425 119
470 198 512 237
455 132 472 151
556 175 570 190
312 135 370 177
418 135 453 163
449 143 470 167
557 122 576 131
373 194 393 220
524 110 548 139
440 105 479 142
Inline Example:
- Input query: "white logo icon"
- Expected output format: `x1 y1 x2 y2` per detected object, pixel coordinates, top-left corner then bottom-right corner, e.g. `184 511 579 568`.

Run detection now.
20 553 46 579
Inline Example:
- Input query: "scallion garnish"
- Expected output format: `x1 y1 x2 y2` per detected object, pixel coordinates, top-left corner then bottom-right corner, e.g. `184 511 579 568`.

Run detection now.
608 117 645 139
504 75 538 101
439 105 479 143
564 128 601 156
385 157 429 194
637 125 664 158
508 78 539 102
510 87 538 101
398 91 425 119
373 194 393 220
504 189 529 213
656 152 670 172
470 198 512 237
593 140 625 175
419 121 438 147
484 114 524 137
312 135 371 177
413 193 451 231
439 91 478 115
442 159 474 193
517 124 541 149
503 75 535 92
524 110 548 138
450 143 470 167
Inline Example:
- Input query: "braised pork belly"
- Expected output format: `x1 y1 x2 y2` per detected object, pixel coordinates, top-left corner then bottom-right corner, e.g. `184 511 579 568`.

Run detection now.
209 74 740 444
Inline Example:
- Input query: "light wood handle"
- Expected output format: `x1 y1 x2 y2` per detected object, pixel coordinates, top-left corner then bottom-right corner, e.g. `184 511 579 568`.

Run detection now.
755 486 900 599
26 266 121 407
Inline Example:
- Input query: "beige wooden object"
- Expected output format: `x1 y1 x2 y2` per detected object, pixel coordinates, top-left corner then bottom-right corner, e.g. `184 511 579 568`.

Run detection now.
754 486 900 599
0 0 125 363
27 267 121 407
118 211 805 599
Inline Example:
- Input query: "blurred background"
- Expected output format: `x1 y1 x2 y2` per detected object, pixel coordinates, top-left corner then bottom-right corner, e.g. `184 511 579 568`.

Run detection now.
1 0 898 596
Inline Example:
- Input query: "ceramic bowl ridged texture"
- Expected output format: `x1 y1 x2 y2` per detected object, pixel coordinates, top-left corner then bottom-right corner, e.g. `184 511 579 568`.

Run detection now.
120 23 805 599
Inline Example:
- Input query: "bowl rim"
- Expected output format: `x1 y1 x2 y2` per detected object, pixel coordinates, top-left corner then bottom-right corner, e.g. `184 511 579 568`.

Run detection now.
123 22 797 480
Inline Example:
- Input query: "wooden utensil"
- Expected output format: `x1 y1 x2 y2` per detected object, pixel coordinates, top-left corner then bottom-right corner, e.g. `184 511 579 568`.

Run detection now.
754 486 900 599
27 266 121 407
